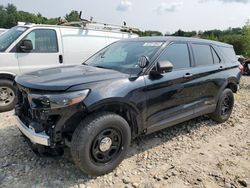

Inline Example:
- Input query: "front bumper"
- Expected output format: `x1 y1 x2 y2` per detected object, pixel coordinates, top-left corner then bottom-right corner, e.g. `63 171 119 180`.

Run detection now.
16 116 50 146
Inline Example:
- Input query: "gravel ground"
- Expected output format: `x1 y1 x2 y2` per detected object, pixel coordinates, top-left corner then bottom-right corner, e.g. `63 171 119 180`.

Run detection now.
0 76 249 188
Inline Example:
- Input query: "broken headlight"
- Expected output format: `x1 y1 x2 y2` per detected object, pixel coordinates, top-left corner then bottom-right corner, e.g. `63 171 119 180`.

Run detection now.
28 90 90 109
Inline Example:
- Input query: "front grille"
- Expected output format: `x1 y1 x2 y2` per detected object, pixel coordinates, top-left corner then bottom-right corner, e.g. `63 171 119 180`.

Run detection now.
16 89 32 125
16 86 60 134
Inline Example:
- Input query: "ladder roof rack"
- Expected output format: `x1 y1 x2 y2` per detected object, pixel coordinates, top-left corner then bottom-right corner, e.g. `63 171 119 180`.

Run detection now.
60 11 140 33
61 21 140 33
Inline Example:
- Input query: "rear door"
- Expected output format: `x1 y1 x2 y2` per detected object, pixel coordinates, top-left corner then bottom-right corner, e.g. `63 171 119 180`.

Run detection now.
189 43 222 114
15 28 63 74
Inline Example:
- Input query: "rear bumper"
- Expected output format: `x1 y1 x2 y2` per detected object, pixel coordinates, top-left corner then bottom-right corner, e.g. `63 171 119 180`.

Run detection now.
16 116 50 146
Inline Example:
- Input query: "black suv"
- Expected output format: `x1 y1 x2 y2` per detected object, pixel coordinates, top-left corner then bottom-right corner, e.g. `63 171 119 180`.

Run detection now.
15 37 241 176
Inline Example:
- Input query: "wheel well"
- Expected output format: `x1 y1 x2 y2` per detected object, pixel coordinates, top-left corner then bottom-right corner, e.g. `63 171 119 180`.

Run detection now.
0 74 15 81
226 82 237 93
90 104 140 138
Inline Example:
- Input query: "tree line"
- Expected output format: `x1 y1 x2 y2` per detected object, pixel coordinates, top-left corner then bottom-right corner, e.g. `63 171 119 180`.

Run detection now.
1 3 250 57
0 4 81 28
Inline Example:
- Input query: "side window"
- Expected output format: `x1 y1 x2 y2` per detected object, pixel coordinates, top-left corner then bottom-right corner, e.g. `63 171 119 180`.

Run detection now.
192 44 213 66
219 47 237 62
23 29 58 53
158 43 190 70
211 47 221 64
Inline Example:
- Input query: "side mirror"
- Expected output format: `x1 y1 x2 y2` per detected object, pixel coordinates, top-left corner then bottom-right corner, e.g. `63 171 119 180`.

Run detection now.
138 56 149 68
20 39 33 52
150 60 173 75
157 60 173 73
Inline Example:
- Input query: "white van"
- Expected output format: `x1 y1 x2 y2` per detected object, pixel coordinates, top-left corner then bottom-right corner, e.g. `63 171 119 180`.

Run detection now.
0 22 138 112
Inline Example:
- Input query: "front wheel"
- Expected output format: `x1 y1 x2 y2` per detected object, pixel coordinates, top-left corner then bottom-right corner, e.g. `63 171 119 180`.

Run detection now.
0 79 16 112
71 112 131 176
209 88 234 123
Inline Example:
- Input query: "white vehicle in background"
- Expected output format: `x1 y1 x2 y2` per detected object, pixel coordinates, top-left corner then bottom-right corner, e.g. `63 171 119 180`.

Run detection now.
0 20 139 112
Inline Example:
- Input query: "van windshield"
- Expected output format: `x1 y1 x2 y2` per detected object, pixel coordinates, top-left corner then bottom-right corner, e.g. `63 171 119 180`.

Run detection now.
84 41 162 75
0 26 28 52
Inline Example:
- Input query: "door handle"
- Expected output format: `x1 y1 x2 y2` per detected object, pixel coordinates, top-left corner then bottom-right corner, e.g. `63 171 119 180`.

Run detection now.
59 55 63 64
183 73 193 78
218 65 224 70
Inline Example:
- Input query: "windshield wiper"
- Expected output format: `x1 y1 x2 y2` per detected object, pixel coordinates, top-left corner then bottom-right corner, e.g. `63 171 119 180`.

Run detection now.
94 65 113 70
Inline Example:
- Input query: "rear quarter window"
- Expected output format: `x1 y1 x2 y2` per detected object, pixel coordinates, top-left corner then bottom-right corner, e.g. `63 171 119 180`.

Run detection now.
219 47 237 62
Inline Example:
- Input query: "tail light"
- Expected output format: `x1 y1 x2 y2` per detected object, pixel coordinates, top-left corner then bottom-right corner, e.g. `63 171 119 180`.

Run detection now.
239 64 244 73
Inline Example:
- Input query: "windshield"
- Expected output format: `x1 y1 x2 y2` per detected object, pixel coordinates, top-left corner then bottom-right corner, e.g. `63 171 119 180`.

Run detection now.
84 41 163 74
0 26 28 52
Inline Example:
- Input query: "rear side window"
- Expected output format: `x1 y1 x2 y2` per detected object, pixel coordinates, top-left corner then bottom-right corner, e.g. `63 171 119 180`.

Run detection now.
220 47 237 62
211 47 221 64
24 29 58 53
192 44 213 66
158 43 190 70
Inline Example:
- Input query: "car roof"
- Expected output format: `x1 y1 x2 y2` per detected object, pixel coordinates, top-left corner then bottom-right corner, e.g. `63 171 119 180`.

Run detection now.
123 36 232 48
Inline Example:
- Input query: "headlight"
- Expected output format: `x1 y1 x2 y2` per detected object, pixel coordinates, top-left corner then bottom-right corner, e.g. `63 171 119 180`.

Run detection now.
47 89 90 109
28 90 90 109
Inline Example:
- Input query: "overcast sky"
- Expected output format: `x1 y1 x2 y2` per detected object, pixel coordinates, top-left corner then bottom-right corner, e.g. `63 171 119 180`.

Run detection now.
1 0 250 33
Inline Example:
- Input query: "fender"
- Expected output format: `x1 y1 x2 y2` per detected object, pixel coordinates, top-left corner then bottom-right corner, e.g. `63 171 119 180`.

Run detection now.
215 76 238 103
0 71 16 81
86 98 140 113
86 98 145 135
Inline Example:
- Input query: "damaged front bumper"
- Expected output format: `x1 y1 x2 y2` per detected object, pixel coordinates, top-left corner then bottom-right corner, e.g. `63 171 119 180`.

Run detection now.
16 116 50 146
14 84 87 148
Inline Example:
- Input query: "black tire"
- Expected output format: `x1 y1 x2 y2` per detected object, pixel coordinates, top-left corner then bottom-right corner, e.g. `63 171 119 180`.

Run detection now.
0 79 16 112
71 112 131 176
209 88 234 123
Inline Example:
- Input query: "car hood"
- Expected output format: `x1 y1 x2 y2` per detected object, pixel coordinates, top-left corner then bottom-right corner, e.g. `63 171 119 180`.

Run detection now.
15 65 128 91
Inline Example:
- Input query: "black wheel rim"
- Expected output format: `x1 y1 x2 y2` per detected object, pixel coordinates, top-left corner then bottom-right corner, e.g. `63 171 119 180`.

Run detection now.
91 128 122 164
221 95 232 116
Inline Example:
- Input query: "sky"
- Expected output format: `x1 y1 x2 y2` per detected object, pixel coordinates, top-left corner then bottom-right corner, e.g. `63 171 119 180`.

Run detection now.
1 0 250 34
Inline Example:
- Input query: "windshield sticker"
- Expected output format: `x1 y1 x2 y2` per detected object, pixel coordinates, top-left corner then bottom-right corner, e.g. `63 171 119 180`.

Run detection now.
16 27 26 32
143 42 163 47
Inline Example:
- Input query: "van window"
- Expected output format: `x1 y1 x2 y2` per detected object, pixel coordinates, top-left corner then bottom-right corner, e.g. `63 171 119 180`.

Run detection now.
211 47 221 64
24 29 58 53
0 26 27 52
192 44 213 66
158 43 190 70
220 47 237 62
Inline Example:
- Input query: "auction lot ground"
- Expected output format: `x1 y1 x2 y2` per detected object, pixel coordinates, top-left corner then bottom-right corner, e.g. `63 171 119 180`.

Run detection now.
0 76 249 188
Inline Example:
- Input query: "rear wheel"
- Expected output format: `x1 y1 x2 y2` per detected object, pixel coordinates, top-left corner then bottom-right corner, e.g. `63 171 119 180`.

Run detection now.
0 79 16 112
71 112 131 176
209 88 234 123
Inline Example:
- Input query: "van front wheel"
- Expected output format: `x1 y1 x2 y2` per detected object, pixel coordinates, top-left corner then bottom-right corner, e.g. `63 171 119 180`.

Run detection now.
0 79 16 112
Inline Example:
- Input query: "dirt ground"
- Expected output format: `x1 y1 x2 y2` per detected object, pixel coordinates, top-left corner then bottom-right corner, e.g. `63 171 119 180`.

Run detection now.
0 76 249 188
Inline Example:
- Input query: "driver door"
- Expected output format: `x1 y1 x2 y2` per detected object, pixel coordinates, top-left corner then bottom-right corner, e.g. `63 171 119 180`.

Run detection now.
144 42 196 133
15 28 63 74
